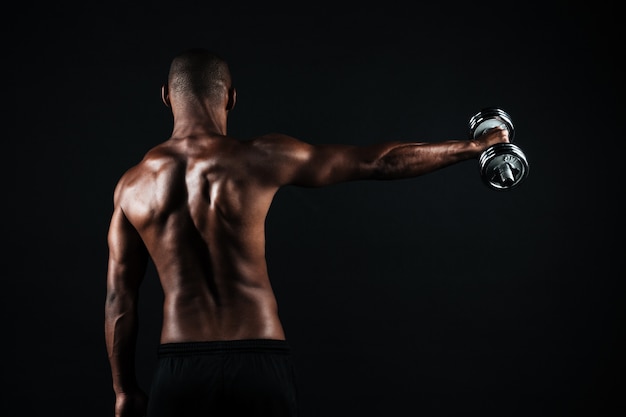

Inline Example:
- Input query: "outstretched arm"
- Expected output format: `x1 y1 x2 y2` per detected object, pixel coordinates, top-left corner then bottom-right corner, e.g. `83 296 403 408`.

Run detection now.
105 184 149 417
253 127 509 187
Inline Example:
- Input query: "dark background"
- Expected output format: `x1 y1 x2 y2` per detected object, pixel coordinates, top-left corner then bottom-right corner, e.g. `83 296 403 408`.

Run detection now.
5 1 624 416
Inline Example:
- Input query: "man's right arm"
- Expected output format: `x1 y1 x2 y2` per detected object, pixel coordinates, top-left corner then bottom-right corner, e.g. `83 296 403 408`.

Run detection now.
105 182 149 417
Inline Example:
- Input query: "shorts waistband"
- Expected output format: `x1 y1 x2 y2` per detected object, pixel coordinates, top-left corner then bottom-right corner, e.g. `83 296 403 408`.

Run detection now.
157 339 291 357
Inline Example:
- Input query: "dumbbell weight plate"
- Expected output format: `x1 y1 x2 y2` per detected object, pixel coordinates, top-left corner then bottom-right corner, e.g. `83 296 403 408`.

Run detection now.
479 143 529 190
468 108 515 141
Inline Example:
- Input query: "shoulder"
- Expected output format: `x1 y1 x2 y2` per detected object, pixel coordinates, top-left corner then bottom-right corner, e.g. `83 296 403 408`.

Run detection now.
248 133 306 146
245 133 313 159
113 145 183 205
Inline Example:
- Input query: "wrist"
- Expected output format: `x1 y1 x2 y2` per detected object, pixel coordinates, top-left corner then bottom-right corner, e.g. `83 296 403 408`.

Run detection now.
464 139 484 159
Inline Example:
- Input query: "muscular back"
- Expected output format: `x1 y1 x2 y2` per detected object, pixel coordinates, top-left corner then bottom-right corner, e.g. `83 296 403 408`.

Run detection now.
116 134 287 343
109 124 502 345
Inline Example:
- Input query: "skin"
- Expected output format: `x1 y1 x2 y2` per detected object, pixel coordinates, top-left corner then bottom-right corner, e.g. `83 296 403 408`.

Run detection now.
105 54 509 417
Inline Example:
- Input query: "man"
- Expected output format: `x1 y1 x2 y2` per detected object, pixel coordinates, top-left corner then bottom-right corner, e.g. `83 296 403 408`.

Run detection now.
105 48 509 417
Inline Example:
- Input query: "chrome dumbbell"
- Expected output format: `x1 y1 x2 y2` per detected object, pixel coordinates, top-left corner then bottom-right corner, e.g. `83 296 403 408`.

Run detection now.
468 108 529 190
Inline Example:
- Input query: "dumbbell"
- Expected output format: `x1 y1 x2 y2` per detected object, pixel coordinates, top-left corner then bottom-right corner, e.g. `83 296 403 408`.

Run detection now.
468 107 529 190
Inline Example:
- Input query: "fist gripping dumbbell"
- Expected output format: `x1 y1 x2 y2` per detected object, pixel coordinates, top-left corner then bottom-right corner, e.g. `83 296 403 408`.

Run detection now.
468 108 529 190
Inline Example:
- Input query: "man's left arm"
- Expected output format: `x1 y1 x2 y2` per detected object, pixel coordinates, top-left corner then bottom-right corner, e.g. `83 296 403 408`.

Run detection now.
104 191 149 417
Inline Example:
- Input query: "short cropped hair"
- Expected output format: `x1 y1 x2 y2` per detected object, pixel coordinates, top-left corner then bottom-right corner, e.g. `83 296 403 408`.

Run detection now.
167 48 231 102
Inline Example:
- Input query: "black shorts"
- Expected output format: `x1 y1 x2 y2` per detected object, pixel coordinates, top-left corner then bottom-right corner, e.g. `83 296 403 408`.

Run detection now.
147 339 299 417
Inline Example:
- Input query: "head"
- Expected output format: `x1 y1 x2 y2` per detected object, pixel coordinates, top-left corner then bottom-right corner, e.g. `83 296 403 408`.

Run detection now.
161 48 236 111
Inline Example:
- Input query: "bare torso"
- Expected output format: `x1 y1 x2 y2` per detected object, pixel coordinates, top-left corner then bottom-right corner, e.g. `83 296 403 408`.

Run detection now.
118 134 285 343
111 123 507 346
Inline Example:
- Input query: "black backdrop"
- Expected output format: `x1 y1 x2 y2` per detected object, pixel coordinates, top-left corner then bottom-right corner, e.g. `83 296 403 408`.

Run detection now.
5 2 624 416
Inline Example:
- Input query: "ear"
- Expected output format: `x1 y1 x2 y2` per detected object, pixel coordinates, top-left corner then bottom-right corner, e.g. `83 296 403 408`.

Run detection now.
161 84 171 107
226 87 237 111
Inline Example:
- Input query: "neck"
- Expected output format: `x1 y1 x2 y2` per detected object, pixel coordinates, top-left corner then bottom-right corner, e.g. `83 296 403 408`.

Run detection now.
171 117 227 138
170 101 228 137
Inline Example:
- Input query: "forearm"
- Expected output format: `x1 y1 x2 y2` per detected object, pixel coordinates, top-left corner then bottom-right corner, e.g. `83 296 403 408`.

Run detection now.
370 140 483 180
270 132 503 186
105 291 140 394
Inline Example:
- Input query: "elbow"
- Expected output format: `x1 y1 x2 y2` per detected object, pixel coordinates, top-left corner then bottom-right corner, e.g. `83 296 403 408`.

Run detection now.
105 291 122 319
370 160 387 180
105 289 137 315
105 288 122 306
370 157 404 180
367 144 409 180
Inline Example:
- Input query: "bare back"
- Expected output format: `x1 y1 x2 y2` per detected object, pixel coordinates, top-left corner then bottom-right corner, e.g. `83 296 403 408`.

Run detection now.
117 134 286 343
110 125 506 346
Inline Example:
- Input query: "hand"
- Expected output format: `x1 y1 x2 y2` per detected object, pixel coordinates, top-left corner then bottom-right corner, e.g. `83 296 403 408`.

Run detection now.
115 389 148 417
475 125 510 152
